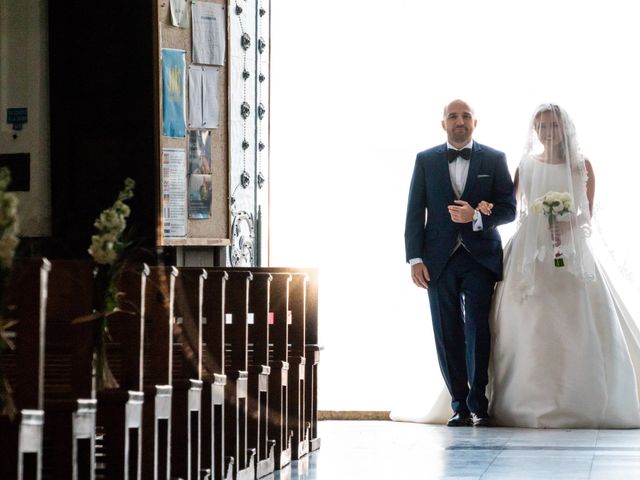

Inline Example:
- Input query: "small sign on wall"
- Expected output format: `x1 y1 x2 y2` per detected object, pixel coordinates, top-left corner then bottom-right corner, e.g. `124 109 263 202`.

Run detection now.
6 108 28 131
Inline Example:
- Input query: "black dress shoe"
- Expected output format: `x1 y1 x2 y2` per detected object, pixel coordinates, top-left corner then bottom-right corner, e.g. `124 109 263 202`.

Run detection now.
447 412 472 427
471 413 491 427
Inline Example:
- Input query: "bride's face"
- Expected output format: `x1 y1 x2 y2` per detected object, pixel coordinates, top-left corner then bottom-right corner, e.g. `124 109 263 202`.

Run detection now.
535 111 564 148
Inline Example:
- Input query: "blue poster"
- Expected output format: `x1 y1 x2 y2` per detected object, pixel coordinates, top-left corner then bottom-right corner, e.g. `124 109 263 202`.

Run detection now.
162 48 186 138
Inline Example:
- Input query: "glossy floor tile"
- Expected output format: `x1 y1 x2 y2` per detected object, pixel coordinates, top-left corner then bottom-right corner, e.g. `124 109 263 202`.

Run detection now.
273 421 640 479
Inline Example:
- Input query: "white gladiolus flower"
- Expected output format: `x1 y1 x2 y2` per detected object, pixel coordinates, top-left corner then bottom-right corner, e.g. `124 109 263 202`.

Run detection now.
0 167 19 269
113 200 131 218
88 178 135 266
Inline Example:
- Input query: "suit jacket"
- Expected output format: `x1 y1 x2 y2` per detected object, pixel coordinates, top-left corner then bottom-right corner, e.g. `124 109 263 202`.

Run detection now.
404 141 516 282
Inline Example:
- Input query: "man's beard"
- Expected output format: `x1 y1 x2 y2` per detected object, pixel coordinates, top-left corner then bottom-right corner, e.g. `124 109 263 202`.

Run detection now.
452 130 469 144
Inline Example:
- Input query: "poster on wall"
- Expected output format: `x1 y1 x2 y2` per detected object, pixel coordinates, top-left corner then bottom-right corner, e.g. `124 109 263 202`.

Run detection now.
169 0 189 28
192 2 226 66
188 65 220 128
188 130 212 174
188 174 213 219
162 148 187 236
161 48 186 138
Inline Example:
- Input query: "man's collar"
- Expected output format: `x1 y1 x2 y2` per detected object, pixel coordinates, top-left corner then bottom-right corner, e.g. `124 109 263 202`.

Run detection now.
447 140 474 150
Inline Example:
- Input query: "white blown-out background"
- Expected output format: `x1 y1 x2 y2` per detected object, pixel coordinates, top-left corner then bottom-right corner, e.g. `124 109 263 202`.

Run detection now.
268 0 640 411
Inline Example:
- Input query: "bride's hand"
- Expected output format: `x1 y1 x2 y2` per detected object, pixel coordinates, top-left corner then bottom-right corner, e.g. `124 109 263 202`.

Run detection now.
476 201 494 216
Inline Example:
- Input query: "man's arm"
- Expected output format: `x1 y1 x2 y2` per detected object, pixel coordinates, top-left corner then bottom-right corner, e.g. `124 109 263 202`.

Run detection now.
479 154 516 230
405 155 427 262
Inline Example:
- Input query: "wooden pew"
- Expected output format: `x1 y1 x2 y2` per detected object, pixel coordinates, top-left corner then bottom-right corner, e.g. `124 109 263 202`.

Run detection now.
141 266 177 480
211 268 295 471
0 258 50 480
283 272 309 460
42 260 97 480
171 268 206 480
250 268 320 454
246 273 276 478
302 269 320 452
95 264 148 479
182 268 232 480
205 270 256 480
263 272 292 470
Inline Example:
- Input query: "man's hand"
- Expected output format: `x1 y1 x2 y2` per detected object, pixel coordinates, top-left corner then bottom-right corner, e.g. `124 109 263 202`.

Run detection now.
476 200 494 216
411 263 430 289
448 200 475 223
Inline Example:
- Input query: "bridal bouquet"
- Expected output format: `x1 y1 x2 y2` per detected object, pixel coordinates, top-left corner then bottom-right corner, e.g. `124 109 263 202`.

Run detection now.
531 191 573 267
0 167 19 419
76 177 135 390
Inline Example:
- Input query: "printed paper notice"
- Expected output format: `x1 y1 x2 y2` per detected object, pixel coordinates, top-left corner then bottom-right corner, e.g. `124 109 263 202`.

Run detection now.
162 148 187 237
188 66 220 128
192 2 226 65
169 0 189 28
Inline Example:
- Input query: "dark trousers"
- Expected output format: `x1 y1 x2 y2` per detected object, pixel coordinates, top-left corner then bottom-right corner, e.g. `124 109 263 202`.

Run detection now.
427 248 496 416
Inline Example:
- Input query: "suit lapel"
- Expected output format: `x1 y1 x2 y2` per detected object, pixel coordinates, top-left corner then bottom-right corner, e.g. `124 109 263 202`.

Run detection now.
460 141 482 200
436 143 456 200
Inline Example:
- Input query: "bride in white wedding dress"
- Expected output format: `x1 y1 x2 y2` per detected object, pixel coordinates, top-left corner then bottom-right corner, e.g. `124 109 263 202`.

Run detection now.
393 104 640 428
487 104 640 428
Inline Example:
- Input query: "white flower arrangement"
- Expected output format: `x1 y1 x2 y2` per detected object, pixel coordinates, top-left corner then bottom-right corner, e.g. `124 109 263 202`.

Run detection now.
531 190 574 267
88 178 135 265
0 168 19 270
530 191 573 216
83 177 135 390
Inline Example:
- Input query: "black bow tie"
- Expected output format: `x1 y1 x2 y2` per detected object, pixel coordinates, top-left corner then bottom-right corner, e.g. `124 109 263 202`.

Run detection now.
448 148 471 162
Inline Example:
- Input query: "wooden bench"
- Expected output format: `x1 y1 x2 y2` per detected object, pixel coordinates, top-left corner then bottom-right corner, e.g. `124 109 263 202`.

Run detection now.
95 264 148 479
263 272 292 470
302 268 321 452
246 272 276 478
180 268 232 480
0 258 50 480
224 271 257 480
249 268 320 454
207 268 301 476
283 272 308 460
141 266 177 480
42 260 97 480
171 268 206 480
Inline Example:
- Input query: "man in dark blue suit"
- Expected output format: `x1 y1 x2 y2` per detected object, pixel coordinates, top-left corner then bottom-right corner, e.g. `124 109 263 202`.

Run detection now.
405 99 516 426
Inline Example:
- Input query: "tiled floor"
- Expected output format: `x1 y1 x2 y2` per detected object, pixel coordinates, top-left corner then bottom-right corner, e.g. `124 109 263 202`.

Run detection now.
272 421 640 479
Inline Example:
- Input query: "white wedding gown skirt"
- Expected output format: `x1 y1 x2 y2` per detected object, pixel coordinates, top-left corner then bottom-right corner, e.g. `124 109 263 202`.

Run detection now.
487 232 640 428
391 233 640 428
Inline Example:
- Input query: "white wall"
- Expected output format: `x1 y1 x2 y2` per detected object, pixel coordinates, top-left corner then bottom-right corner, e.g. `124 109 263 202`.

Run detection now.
270 0 640 411
0 0 50 236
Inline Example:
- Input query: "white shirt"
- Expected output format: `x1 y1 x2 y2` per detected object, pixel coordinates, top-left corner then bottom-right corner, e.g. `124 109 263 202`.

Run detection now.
409 140 483 266
448 140 473 198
